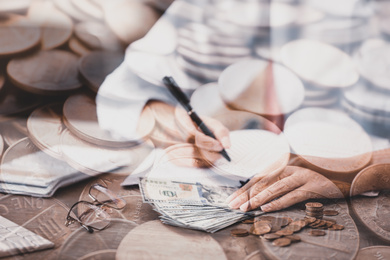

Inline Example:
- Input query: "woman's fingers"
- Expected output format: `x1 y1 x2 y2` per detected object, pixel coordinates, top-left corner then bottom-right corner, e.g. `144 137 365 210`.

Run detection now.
239 174 303 212
260 189 311 212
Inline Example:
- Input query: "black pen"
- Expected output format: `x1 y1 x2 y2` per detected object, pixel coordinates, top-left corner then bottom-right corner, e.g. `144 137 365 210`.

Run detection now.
162 76 231 162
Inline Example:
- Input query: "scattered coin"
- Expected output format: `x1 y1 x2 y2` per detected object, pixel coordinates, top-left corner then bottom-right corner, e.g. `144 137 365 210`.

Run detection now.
285 235 301 243
242 218 255 224
7 50 82 95
328 224 344 231
323 210 339 216
275 229 294 236
272 238 291 247
262 233 282 240
68 36 92 56
308 230 326 236
231 229 249 237
0 14 41 57
250 222 272 235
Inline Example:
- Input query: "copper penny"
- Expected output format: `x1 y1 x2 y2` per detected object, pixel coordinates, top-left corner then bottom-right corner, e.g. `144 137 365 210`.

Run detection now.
68 37 92 56
0 14 41 57
284 225 302 233
262 233 282 240
350 164 390 196
7 50 82 95
231 229 249 237
323 210 339 216
308 230 326 236
275 229 294 236
250 222 271 235
78 51 124 92
329 224 344 231
306 202 324 209
285 235 301 243
304 217 317 224
242 218 255 224
272 238 291 247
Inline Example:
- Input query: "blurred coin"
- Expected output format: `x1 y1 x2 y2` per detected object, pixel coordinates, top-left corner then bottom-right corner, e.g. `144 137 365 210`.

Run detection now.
177 46 249 68
308 230 326 236
0 122 26 147
250 222 272 236
27 103 64 159
61 129 155 176
58 219 137 260
285 235 301 242
370 148 390 165
350 164 390 197
178 37 250 57
10 116 27 135
355 246 390 260
178 22 248 47
231 229 249 237
302 0 372 17
214 2 297 28
71 0 103 21
63 93 154 146
306 202 324 209
0 82 42 118
301 17 371 46
189 82 231 118
343 83 390 116
116 220 226 260
53 0 92 22
219 59 304 116
0 14 41 57
284 107 372 177
68 36 92 56
103 1 159 44
28 1 73 50
354 39 390 91
78 51 124 92
275 230 294 236
351 190 390 242
281 39 359 88
176 55 222 82
0 137 78 189
7 50 82 95
74 22 123 51
328 224 344 231
323 210 339 216
255 44 283 63
272 238 291 247
263 233 282 240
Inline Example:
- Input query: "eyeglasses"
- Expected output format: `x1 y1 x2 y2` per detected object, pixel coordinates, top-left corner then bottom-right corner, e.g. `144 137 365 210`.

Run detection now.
65 180 126 233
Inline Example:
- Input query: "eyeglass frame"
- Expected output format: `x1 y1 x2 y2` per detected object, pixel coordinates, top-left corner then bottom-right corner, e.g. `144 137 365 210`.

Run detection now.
65 180 126 233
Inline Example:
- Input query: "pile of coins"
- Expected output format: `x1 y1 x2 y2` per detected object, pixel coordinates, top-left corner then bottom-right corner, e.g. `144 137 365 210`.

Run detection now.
231 203 344 248
305 202 324 219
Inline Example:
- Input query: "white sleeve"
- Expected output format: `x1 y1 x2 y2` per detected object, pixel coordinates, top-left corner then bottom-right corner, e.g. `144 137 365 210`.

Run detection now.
96 61 173 141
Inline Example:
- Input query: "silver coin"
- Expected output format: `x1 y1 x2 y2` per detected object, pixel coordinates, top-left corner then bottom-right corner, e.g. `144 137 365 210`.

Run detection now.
219 59 305 116
281 39 359 88
176 55 222 82
343 83 390 116
0 122 26 147
284 107 372 176
354 39 390 91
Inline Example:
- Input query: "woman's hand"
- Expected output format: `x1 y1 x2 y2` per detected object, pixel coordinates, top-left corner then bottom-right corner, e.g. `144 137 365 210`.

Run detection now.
226 166 345 212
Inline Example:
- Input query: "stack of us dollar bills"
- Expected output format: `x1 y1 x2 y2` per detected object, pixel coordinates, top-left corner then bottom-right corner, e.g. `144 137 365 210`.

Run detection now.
139 178 264 233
